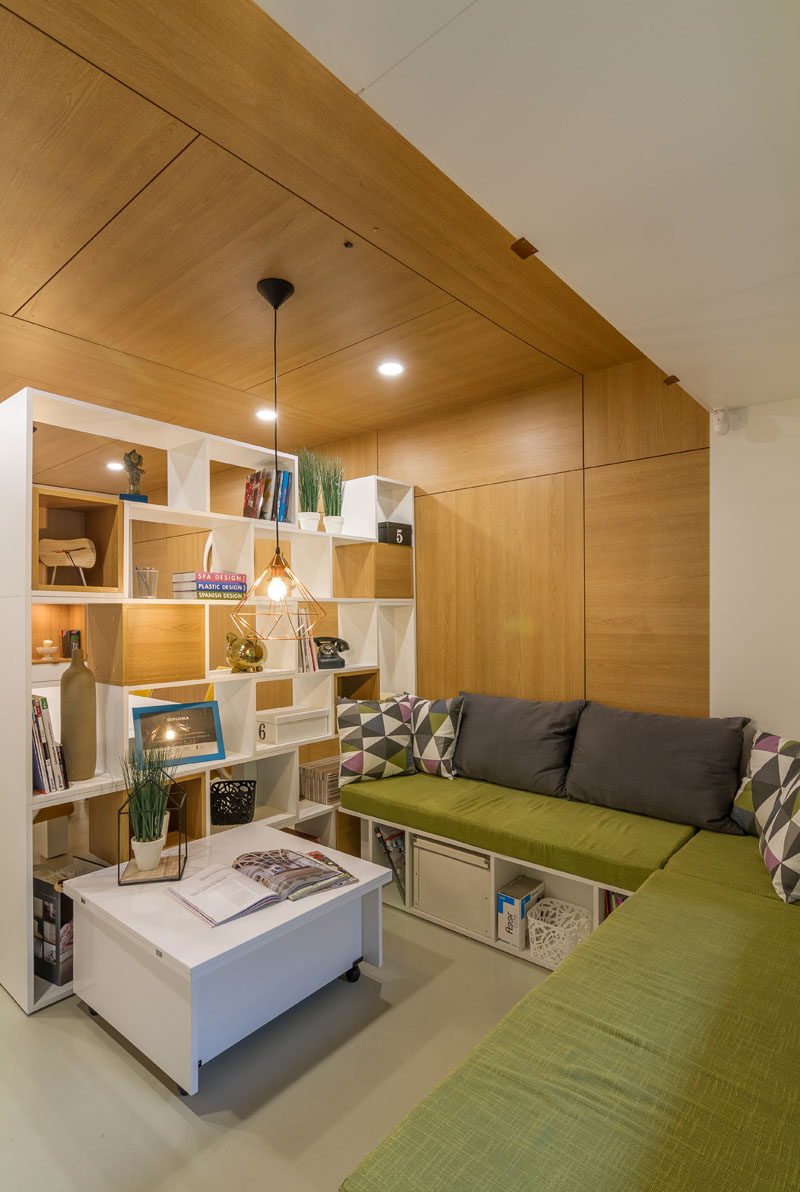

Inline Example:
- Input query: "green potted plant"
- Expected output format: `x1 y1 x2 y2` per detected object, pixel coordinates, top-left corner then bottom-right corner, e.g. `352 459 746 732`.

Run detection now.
121 746 176 871
320 456 345 535
296 447 321 531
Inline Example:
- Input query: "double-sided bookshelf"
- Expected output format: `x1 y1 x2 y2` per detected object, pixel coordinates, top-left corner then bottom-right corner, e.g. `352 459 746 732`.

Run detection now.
0 388 416 1013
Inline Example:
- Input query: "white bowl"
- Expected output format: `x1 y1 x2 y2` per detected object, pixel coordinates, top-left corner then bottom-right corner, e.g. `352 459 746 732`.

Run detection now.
35 646 60 660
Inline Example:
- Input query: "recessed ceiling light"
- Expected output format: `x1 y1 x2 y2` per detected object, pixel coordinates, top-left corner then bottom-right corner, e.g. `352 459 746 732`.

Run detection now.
256 408 277 422
378 361 404 377
106 462 124 471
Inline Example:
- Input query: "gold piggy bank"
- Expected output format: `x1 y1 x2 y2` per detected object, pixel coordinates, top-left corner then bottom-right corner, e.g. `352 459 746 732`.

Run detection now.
225 631 265 673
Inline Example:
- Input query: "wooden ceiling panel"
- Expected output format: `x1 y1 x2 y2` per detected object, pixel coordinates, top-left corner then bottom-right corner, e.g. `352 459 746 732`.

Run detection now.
18 136 452 388
0 8 193 315
251 305 576 429
3 0 639 372
0 315 345 447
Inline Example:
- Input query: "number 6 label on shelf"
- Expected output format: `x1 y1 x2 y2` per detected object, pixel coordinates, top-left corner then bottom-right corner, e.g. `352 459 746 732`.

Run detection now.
258 722 267 741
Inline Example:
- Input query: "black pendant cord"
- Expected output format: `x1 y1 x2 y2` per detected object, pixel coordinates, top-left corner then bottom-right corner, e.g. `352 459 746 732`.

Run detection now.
273 304 280 554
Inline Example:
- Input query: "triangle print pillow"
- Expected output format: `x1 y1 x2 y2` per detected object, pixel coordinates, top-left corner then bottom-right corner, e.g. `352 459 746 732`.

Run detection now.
337 696 415 788
410 695 464 779
732 732 800 835
759 769 800 904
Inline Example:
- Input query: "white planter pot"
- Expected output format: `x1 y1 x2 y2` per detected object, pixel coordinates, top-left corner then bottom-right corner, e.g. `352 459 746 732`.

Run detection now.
297 511 320 531
323 515 344 535
131 812 170 872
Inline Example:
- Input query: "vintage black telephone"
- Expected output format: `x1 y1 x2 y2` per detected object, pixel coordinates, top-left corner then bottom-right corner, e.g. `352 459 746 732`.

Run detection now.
314 636 350 669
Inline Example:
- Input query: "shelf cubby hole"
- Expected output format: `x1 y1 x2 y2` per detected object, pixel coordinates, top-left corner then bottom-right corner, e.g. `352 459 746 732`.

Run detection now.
31 603 87 666
336 668 380 702
33 487 122 593
337 602 378 669
33 422 168 502
376 478 414 526
130 518 213 600
207 601 295 676
492 856 595 922
220 751 298 827
32 678 122 788
378 603 416 694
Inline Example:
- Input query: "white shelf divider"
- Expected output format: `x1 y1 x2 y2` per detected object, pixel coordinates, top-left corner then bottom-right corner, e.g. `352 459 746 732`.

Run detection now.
4 386 415 1013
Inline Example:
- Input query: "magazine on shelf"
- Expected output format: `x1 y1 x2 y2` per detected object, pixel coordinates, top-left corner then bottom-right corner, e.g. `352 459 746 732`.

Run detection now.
243 467 269 518
31 696 68 793
167 848 356 927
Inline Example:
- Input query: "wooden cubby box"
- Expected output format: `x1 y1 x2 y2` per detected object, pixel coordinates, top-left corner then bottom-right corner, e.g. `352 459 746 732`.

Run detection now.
33 487 122 592
31 602 87 664
333 543 414 599
87 775 207 865
87 603 205 686
337 668 380 701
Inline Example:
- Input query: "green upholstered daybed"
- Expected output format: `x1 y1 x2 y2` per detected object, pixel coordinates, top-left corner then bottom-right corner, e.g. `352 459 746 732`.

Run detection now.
341 840 799 1192
341 773 694 893
337 696 799 1191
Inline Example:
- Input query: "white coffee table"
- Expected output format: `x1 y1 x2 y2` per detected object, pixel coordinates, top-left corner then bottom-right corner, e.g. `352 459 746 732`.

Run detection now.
64 824 391 1094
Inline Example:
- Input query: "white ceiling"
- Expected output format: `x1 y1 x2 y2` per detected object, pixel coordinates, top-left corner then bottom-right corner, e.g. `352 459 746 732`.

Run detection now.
256 0 800 410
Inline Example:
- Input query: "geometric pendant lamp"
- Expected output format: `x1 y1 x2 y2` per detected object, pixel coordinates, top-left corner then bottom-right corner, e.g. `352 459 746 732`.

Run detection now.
230 278 326 643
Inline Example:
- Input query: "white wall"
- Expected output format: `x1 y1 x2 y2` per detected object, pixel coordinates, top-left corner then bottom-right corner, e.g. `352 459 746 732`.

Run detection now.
710 396 800 736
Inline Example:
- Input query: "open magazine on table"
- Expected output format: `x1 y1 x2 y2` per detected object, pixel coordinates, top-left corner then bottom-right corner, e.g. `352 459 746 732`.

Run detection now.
167 847 357 927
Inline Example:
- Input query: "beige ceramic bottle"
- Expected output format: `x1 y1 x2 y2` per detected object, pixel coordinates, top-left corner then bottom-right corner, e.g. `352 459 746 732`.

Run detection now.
60 648 96 781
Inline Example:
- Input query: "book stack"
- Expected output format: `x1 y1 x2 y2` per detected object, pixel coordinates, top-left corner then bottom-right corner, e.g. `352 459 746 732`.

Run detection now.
299 756 341 807
604 890 628 917
172 571 248 601
242 465 293 523
32 696 69 793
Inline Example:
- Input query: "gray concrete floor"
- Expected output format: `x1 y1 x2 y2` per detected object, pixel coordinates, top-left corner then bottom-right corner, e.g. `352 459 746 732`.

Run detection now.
0 905 545 1192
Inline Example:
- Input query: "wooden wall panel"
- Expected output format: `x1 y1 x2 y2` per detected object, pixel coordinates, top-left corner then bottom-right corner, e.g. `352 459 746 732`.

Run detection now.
315 433 378 481
415 472 584 701
584 450 709 717
584 359 709 467
7 0 638 374
378 378 583 495
0 8 193 314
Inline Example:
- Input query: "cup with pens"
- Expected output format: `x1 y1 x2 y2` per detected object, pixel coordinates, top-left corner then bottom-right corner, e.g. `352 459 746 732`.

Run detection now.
135 566 159 599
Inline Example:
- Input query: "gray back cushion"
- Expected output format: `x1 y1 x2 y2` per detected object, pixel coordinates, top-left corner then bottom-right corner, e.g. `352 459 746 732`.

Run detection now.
565 703 748 833
453 693 587 796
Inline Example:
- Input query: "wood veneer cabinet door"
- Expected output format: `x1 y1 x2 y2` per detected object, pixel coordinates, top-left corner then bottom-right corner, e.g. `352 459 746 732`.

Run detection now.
415 471 584 701
584 450 709 718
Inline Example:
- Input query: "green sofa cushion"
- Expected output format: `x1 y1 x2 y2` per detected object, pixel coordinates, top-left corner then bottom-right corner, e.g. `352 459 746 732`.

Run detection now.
666 829 779 899
340 773 694 891
341 871 800 1192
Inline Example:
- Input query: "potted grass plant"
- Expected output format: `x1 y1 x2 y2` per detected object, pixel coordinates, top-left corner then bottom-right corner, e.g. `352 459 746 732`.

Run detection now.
121 746 176 871
296 448 321 531
320 456 345 535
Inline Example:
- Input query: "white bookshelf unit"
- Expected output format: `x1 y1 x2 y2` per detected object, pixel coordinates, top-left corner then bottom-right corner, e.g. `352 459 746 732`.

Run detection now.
0 388 416 1014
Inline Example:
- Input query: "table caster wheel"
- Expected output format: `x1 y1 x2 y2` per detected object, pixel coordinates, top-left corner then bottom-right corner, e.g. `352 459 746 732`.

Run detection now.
344 963 360 983
177 1085 189 1097
87 1006 98 1017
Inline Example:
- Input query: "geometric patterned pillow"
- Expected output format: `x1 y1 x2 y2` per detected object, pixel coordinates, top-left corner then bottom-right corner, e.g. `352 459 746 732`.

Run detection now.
732 732 800 835
410 695 463 779
758 769 800 903
337 696 415 788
